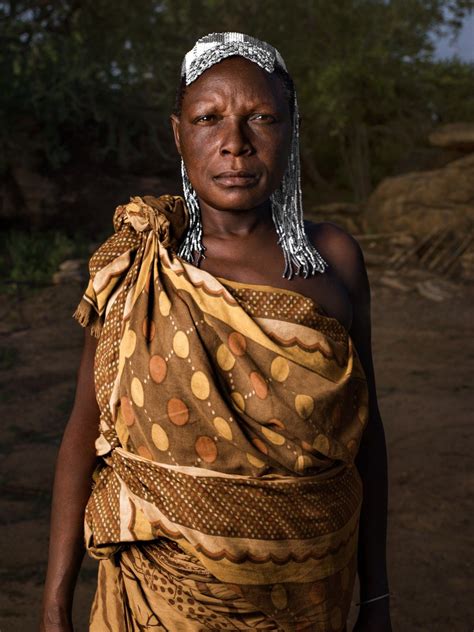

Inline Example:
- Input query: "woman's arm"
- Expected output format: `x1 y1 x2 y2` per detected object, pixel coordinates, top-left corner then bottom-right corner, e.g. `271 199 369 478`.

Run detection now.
313 223 392 631
40 330 100 632
345 249 392 631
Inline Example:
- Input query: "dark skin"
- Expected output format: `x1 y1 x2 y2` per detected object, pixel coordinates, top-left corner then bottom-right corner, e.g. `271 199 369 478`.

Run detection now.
41 56 391 631
41 331 99 632
173 56 392 631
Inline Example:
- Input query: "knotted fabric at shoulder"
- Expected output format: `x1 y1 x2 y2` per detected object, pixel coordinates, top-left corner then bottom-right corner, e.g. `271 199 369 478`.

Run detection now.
74 194 188 337
113 195 188 248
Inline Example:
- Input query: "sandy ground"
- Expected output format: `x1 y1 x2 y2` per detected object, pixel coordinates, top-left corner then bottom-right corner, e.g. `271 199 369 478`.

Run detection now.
0 268 472 632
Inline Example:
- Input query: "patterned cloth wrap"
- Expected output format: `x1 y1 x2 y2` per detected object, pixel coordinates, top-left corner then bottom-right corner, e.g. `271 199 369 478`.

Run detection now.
74 195 369 631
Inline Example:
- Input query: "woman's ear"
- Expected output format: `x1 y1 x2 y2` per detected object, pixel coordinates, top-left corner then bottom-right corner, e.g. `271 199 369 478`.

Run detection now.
170 114 182 155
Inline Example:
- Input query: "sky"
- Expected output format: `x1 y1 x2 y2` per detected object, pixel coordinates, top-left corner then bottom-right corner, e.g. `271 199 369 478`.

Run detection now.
434 12 474 60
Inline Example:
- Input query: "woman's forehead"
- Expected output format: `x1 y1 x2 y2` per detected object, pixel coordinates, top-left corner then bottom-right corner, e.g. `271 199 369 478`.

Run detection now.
183 57 286 108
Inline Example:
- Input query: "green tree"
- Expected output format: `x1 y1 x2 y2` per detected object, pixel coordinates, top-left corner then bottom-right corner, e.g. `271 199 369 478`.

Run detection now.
1 0 473 208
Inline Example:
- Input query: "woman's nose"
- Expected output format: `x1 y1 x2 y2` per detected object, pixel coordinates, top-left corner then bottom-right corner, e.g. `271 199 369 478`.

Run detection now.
219 118 254 157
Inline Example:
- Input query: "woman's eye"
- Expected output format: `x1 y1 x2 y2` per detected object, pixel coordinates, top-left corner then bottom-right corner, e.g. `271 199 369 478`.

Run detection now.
250 114 276 123
194 114 216 123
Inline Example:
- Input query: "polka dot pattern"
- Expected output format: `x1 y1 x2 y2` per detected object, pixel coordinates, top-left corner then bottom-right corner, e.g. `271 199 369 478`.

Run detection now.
90 538 355 632
219 283 347 342
75 197 366 632
78 216 367 477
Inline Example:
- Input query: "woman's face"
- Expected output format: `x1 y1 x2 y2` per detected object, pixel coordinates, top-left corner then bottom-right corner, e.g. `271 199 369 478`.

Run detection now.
171 56 292 213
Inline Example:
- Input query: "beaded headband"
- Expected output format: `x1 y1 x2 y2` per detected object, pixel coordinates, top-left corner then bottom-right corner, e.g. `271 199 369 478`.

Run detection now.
177 32 328 279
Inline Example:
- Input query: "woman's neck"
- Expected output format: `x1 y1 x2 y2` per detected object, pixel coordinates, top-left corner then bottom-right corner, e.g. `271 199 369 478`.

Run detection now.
199 198 273 239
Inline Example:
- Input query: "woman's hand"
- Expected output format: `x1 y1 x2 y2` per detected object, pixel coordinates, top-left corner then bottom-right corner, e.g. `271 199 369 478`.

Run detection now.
39 603 73 632
40 626 73 632
40 330 99 632
352 599 393 631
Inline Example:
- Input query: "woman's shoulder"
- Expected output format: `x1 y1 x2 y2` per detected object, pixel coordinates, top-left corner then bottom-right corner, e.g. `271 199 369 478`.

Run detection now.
304 219 367 294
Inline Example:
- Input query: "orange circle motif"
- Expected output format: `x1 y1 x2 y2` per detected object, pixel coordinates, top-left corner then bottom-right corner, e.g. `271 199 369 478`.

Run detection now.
167 398 190 426
228 331 247 356
250 371 268 399
268 418 286 429
195 436 218 463
149 355 167 384
142 317 156 341
144 271 151 294
252 437 268 454
120 396 135 426
347 439 358 454
137 445 153 460
309 581 326 605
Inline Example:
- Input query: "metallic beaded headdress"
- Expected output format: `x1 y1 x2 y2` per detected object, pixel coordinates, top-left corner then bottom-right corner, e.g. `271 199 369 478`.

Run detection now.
178 32 328 279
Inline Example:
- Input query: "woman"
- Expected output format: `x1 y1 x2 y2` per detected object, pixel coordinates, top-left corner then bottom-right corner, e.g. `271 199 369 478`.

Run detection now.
41 33 392 631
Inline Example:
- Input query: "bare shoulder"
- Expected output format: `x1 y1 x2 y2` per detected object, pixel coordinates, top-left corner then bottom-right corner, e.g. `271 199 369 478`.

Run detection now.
305 220 368 298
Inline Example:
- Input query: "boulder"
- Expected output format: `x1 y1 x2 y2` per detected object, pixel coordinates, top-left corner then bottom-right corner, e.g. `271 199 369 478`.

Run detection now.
306 202 363 234
1 165 58 226
365 153 474 236
428 123 474 152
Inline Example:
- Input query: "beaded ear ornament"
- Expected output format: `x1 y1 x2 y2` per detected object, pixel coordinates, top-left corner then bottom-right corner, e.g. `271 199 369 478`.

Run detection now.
177 32 328 279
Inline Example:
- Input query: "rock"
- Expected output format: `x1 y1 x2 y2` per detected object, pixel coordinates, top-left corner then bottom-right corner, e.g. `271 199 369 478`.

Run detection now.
1 165 178 232
307 202 363 233
460 251 474 281
52 260 86 284
364 252 389 266
52 270 84 284
312 202 361 215
379 275 412 292
1 165 58 225
429 123 474 152
366 154 474 236
58 259 85 272
416 279 453 302
389 234 416 248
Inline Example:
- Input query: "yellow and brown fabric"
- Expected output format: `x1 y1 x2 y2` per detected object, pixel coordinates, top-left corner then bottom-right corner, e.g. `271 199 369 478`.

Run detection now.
75 195 369 631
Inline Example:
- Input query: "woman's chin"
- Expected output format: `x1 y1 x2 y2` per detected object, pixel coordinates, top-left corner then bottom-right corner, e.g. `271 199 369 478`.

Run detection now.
200 185 271 212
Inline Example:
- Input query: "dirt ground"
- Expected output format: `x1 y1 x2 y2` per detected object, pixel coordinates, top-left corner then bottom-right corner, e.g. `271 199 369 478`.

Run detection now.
0 266 472 632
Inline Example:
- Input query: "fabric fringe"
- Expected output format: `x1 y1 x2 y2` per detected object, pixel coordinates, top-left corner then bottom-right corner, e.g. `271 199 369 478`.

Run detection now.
73 299 102 339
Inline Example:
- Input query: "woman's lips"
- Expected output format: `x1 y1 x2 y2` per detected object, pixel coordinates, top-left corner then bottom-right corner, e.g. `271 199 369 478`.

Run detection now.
213 171 259 188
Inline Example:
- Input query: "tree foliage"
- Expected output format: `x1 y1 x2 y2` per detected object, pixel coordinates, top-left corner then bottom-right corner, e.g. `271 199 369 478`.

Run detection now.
1 0 473 202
